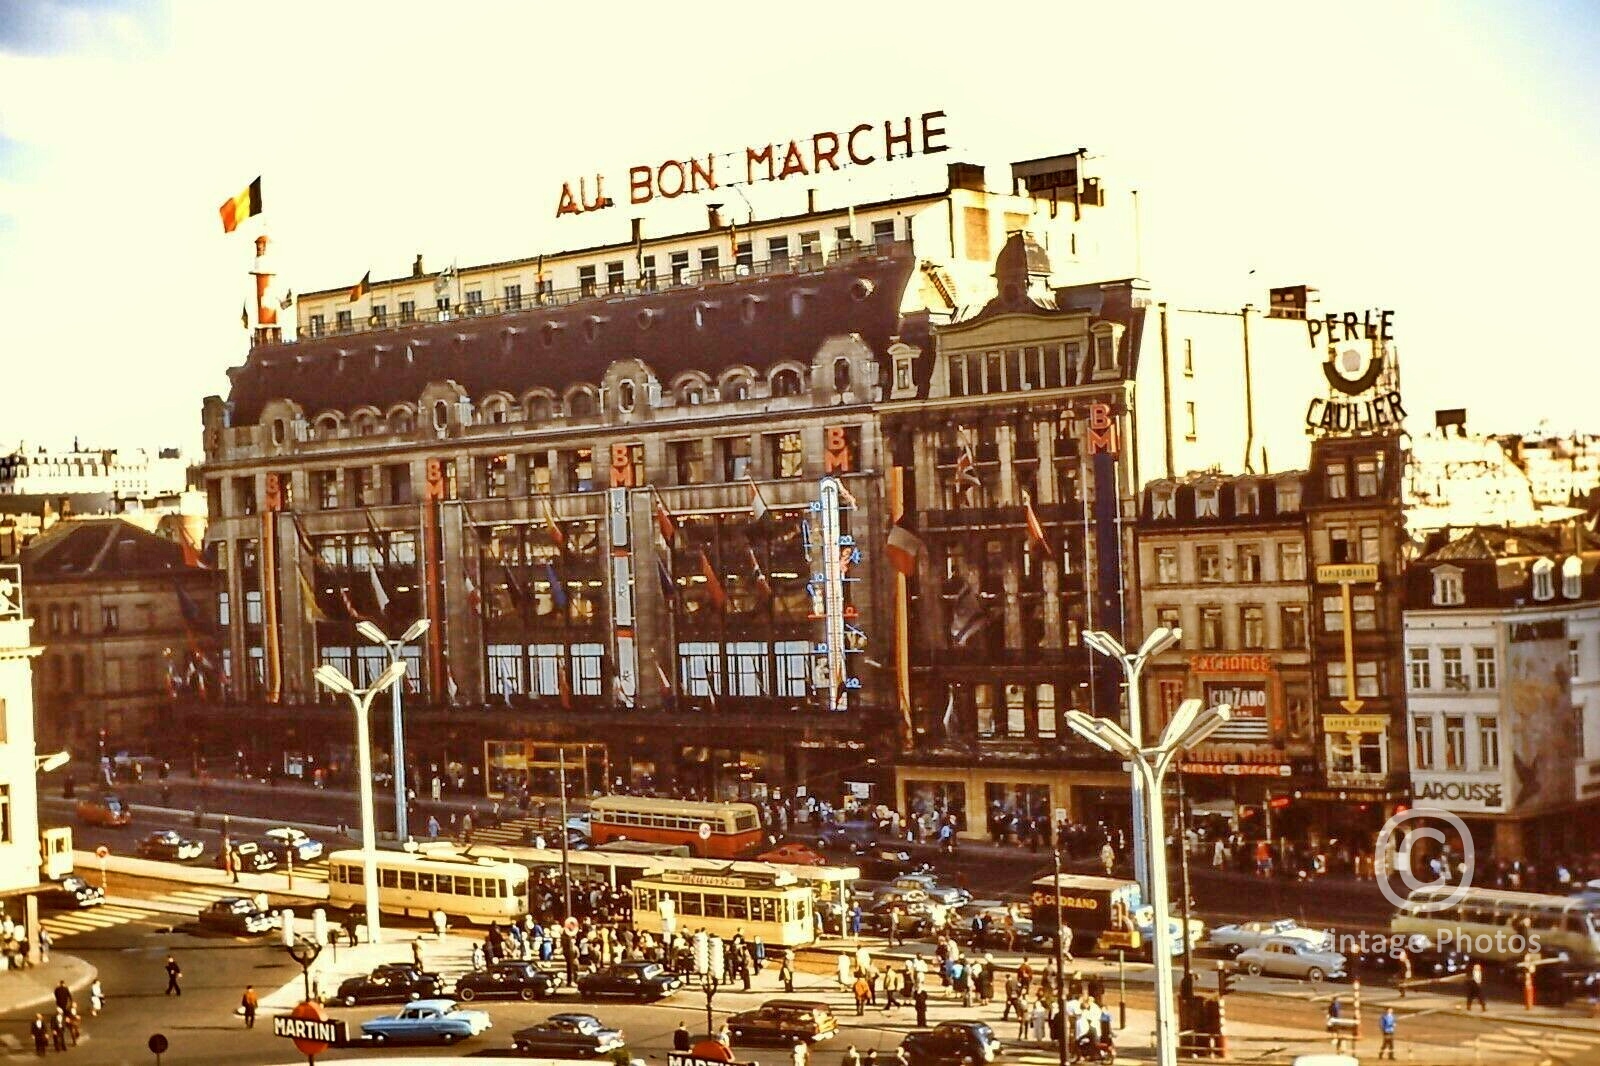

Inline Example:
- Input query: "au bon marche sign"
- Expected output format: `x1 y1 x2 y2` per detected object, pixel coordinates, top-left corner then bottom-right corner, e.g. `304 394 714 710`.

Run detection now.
555 111 950 218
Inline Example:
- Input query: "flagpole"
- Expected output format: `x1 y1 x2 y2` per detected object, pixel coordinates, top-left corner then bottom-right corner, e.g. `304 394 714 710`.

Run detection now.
889 466 913 749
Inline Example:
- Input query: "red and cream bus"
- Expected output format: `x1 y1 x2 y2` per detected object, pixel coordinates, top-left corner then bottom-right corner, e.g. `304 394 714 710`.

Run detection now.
587 796 763 858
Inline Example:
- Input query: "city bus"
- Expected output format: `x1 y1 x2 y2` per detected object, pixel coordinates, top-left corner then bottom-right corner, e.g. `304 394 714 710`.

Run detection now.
631 867 815 946
1391 884 1600 966
326 849 528 925
587 796 763 858
1028 874 1201 959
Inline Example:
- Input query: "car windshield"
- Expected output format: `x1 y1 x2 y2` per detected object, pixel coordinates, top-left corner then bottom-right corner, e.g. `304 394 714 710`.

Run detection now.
62 877 86 891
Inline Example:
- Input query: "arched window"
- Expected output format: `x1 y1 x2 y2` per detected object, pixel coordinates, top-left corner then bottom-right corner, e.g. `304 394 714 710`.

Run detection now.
833 357 852 393
1532 558 1555 601
352 413 377 437
432 400 450 431
271 419 286 445
724 376 752 401
567 389 597 419
525 394 553 421
389 408 414 434
617 380 636 412
1563 555 1583 599
771 368 803 397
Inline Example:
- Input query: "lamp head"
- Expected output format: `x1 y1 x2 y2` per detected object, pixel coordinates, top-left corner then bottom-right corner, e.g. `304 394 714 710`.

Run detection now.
1138 626 1181 660
1062 711 1120 755
401 618 432 643
314 665 356 697
375 659 408 692
1081 629 1125 661
356 620 388 646
1174 704 1234 751
35 751 70 774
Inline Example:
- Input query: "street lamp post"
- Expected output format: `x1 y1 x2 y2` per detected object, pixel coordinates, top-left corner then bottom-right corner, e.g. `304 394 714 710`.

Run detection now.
315 659 408 946
1082 627 1181 896
357 619 431 843
1063 697 1234 1066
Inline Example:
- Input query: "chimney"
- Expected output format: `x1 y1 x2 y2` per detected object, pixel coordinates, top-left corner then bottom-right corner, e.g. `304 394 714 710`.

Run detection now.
707 204 724 231
947 162 986 192
1267 284 1318 320
806 189 817 214
412 254 424 278
1435 409 1468 437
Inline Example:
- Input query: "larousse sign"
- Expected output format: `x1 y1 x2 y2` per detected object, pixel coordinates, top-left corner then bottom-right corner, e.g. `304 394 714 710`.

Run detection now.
556 111 950 217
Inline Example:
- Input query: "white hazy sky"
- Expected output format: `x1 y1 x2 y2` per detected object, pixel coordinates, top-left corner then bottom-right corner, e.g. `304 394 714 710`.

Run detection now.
2 0 1597 456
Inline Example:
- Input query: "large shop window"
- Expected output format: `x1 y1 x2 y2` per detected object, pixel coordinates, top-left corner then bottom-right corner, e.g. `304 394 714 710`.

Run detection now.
676 640 809 700
905 780 967 836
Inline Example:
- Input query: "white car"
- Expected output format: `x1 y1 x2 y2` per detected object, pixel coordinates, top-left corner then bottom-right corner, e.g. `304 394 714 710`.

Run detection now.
262 827 324 862
1236 936 1348 982
1209 918 1330 956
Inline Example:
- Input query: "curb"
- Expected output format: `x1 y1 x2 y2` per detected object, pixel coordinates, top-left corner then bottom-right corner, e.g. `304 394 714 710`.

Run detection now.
0 956 98 1018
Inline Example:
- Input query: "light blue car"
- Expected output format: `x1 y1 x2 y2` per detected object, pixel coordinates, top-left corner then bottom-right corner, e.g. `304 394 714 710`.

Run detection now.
263 827 324 862
360 999 492 1045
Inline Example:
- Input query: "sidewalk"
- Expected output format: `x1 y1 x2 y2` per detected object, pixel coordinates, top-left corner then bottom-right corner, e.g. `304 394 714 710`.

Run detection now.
0 952 96 1017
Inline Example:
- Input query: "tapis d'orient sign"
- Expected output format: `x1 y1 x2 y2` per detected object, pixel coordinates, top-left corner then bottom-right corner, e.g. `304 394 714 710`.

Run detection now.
555 111 950 217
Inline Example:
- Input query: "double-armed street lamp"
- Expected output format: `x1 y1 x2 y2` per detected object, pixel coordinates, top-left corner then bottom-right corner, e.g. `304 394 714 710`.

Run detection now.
315 658 408 946
1081 626 1182 893
1062 696 1233 1066
356 618 431 842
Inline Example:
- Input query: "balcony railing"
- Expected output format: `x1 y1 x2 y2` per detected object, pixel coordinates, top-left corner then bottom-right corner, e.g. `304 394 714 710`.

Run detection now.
279 240 911 348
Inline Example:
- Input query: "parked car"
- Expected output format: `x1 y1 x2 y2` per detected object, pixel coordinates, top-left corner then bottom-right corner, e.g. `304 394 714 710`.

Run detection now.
1236 937 1348 982
1209 918 1331 956
1350 935 1468 979
37 875 105 910
218 839 279 873
261 826 324 862
455 960 556 1002
76 794 131 827
727 999 838 1045
576 962 681 1001
197 897 276 935
512 1012 625 1056
860 901 936 940
335 964 445 1006
816 820 879 853
965 917 1053 953
360 999 491 1045
900 1022 1003 1066
137 829 204 862
757 842 830 866
855 847 916 880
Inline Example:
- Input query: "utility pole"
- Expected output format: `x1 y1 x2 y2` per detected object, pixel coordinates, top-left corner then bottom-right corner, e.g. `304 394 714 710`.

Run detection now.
1176 770 1195 987
1052 842 1069 1066
558 746 573 920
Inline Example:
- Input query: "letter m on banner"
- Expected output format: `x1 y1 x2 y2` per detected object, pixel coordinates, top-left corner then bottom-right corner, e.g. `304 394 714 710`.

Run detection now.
1087 402 1119 456
824 425 853 473
611 443 638 487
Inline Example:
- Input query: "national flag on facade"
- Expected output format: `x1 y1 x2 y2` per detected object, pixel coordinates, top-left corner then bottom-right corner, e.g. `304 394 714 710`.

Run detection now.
652 491 677 544
556 654 572 709
173 580 208 633
219 176 262 233
544 562 569 610
299 567 328 623
367 562 390 612
338 586 368 623
746 546 772 599
363 509 389 564
280 289 294 310
464 573 481 613
699 549 727 611
747 478 769 522
240 303 249 330
886 524 925 576
348 270 370 302
544 499 566 550
656 554 676 601
955 440 981 500
941 689 959 738
948 573 989 647
1022 490 1050 553
656 660 674 695
446 671 460 706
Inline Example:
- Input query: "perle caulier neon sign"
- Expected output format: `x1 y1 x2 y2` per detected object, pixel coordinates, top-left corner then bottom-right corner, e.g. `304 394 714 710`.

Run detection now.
555 111 950 218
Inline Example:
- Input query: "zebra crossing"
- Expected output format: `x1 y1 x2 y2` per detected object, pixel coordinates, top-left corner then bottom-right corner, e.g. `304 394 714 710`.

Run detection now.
39 862 330 941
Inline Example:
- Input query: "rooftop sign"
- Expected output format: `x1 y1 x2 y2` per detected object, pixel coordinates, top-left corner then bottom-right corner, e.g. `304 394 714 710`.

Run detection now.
556 111 950 218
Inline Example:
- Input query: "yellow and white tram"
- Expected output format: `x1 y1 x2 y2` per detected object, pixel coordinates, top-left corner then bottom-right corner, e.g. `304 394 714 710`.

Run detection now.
326 849 528 925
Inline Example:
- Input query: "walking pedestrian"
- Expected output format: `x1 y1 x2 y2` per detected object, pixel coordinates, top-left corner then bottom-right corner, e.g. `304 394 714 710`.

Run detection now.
37 928 52 964
780 954 796 993
164 956 182 996
841 1045 862 1066
853 974 870 1016
914 987 929 1028
1100 841 1115 876
412 939 424 970
30 1013 47 1056
88 979 103 1017
53 981 71 1013
1397 946 1413 998
241 985 259 1028
674 1022 691 1051
1465 961 1487 1011
50 1010 67 1052
1378 1007 1396 1059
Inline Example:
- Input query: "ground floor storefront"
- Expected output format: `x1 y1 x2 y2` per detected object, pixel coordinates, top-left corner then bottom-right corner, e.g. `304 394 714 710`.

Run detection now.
892 763 1133 845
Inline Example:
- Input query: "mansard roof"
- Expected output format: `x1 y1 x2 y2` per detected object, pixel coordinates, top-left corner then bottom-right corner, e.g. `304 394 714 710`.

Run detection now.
224 250 919 425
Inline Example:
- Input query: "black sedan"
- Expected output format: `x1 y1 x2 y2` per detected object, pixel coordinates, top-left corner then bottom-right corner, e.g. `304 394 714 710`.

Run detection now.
815 820 879 853
964 919 1054 953
901 1022 1003 1066
859 902 935 940
575 962 682 1001
137 829 204 862
218 839 278 873
38 875 105 910
455 960 557 1002
512 1012 625 1057
1350 936 1469 980
197 897 276 935
335 964 444 1006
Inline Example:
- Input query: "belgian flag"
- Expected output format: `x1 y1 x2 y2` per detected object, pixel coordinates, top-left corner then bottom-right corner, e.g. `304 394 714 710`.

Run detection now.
348 270 371 302
219 177 262 234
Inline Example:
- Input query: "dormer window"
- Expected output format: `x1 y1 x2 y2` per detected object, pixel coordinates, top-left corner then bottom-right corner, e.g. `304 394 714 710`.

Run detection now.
1432 565 1464 607
1093 334 1116 374
1151 487 1175 519
1195 487 1219 518
1277 480 1302 513
1236 483 1259 516
1563 555 1583 599
432 401 450 431
1532 558 1555 601
617 380 636 412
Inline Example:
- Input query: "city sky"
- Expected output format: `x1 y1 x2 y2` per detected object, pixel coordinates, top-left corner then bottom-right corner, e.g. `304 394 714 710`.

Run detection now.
1 0 1596 456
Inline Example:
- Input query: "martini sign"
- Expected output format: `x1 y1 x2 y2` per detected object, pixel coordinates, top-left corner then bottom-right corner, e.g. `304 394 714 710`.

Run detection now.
1303 310 1406 435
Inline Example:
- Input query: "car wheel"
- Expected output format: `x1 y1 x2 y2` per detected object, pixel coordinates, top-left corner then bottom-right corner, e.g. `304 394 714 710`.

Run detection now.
458 986 476 1001
1225 944 1243 958
520 986 537 1001
1307 967 1325 983
407 991 420 1001
441 1033 458 1044
343 995 357 1007
1246 962 1263 976
371 1033 387 1044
